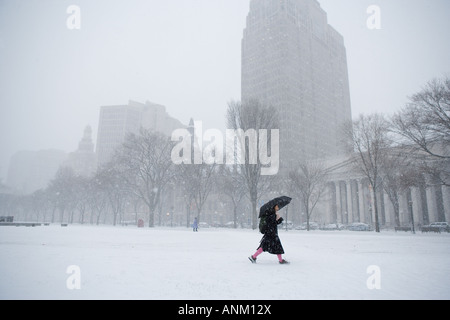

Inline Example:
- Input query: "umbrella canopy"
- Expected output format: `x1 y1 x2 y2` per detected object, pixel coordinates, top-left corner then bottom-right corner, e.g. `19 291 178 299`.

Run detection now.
259 196 292 218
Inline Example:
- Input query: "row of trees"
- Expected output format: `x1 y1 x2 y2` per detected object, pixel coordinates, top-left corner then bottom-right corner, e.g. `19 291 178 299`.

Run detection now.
225 77 449 232
1 77 448 231
346 77 449 232
0 143 216 228
1 100 301 229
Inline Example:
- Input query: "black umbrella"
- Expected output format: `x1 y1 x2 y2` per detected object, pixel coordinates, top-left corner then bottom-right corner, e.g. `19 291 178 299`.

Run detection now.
259 196 292 218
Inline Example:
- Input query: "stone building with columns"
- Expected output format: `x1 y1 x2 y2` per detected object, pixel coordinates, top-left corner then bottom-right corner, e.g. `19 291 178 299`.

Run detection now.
318 156 450 229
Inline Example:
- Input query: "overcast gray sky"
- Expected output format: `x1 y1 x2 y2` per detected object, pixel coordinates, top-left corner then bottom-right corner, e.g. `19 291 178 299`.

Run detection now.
1 0 449 181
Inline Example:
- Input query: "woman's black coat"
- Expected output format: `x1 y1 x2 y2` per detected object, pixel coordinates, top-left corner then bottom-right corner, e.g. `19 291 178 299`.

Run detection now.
258 207 285 255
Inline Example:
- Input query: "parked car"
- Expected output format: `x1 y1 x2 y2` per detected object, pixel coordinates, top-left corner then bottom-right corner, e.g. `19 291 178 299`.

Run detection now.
348 222 372 231
198 222 210 229
224 221 237 228
279 220 294 230
321 224 338 231
295 221 320 230
428 222 450 233
321 223 347 231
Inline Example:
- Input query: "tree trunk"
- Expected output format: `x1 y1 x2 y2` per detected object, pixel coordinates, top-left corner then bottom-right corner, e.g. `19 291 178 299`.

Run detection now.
393 201 400 228
148 205 155 228
51 207 56 223
306 203 310 231
233 205 237 229
59 207 64 224
251 199 257 230
186 204 191 228
197 208 202 226
373 187 380 232
113 210 118 226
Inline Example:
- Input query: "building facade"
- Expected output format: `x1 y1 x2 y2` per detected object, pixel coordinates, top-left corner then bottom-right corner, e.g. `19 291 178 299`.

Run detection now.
6 149 67 194
64 125 97 177
96 100 186 167
313 156 450 229
242 0 352 171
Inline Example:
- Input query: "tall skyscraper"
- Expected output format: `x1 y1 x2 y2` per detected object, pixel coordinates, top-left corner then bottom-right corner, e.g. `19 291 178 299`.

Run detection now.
96 100 185 167
242 0 352 171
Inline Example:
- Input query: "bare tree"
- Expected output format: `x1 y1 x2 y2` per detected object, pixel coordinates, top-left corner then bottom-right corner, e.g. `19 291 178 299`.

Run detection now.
226 99 279 229
289 160 328 231
176 162 216 226
114 128 175 227
30 189 51 223
392 76 450 186
86 172 110 225
181 185 195 228
344 113 392 233
71 175 90 224
47 166 77 224
217 165 246 228
0 185 15 220
379 147 425 228
96 165 129 226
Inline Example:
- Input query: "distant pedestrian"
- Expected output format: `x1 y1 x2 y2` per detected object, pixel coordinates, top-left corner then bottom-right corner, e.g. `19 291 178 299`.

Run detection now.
193 217 198 232
249 205 289 264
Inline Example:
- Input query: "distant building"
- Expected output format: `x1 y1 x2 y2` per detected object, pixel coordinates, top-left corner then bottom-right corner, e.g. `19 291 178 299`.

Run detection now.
241 0 352 171
64 125 97 177
0 182 14 217
6 149 67 194
96 100 186 167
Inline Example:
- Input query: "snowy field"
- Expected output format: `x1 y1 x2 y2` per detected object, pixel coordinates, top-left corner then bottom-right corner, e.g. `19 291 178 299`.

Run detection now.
1 225 449 300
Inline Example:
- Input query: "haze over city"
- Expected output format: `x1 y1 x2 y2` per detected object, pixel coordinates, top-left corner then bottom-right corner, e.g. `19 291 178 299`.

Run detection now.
1 0 450 180
1 0 450 302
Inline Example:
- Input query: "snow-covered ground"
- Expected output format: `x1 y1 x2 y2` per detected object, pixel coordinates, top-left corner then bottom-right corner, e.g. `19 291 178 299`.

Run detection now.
1 225 449 300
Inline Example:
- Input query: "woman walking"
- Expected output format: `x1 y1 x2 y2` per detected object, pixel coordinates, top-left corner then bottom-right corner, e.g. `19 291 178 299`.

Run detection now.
249 204 289 264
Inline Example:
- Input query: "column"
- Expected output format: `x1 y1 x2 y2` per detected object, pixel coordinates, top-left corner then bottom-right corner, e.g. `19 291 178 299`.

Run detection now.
399 192 409 226
383 191 394 228
419 184 430 226
339 181 348 224
346 180 354 224
350 180 359 223
411 187 423 227
434 184 446 222
358 180 367 223
328 182 337 224
442 185 450 223
335 181 342 224
426 186 438 223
